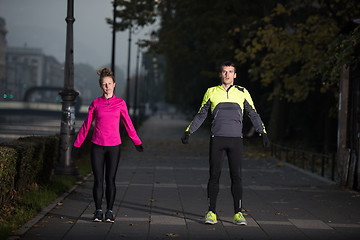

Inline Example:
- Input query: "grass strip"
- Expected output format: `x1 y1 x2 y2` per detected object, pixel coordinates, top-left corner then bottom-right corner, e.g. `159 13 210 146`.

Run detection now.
0 153 91 240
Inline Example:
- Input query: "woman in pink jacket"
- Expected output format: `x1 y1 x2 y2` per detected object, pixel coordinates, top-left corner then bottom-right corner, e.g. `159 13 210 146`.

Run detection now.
74 67 143 223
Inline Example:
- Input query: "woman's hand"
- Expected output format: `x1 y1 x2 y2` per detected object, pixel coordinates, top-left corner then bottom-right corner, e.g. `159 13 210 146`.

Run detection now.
135 144 144 152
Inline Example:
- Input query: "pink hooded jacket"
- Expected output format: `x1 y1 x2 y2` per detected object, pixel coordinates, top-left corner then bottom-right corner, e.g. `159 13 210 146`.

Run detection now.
74 95 142 147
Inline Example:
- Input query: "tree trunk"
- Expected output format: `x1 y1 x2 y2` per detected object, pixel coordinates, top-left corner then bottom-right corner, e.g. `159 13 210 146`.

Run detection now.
268 82 286 142
337 65 350 185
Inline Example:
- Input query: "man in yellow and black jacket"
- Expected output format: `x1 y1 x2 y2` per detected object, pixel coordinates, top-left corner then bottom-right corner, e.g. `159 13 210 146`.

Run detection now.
181 61 270 226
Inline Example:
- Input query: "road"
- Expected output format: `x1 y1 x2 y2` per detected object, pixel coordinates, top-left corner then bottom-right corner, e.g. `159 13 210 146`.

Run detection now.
0 110 85 143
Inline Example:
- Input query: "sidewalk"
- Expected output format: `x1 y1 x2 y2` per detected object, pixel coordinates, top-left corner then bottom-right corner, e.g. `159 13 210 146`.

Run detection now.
19 114 360 240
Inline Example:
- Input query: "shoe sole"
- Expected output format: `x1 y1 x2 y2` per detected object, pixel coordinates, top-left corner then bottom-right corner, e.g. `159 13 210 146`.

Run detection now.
106 219 115 223
233 221 247 225
93 218 102 222
205 220 217 224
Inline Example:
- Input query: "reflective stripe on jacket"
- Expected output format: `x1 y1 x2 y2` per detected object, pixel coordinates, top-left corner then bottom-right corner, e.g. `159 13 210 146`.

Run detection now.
74 95 141 147
186 85 266 137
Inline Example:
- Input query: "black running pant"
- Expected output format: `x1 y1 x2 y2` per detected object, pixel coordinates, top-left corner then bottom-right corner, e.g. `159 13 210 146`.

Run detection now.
91 143 121 211
208 136 243 214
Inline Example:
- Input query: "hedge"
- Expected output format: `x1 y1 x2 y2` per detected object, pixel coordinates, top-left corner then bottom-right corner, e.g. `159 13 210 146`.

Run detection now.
0 136 60 207
0 147 17 207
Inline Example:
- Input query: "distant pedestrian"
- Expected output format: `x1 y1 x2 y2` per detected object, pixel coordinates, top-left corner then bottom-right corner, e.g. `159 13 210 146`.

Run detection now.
181 61 270 225
73 67 143 223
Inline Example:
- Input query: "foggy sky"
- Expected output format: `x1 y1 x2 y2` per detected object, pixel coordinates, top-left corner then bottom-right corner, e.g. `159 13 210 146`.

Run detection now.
0 0 156 72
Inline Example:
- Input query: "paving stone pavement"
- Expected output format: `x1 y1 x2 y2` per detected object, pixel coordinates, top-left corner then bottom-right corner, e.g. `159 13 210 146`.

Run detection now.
18 114 360 240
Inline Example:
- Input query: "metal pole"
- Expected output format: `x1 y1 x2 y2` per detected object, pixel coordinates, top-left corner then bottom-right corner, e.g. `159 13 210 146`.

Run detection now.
133 44 140 125
55 0 80 177
111 1 117 76
126 26 132 109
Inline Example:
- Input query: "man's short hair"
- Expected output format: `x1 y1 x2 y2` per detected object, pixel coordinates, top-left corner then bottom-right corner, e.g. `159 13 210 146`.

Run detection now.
220 61 236 73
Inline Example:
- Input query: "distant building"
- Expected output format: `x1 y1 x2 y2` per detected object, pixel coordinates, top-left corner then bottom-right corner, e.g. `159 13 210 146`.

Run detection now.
5 46 63 101
43 55 63 87
6 47 44 101
0 17 6 98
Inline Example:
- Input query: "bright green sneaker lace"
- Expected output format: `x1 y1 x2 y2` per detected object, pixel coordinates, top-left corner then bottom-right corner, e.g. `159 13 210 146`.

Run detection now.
204 211 217 224
233 212 247 225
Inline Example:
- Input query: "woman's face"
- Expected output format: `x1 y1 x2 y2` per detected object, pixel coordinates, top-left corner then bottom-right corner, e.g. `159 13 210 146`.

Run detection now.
100 76 116 96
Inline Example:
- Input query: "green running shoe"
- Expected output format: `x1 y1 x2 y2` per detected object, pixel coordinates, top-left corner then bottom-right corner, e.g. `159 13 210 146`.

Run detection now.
233 212 247 225
205 211 217 224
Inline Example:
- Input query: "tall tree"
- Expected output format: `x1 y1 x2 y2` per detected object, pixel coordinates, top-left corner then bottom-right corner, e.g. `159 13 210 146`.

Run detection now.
235 0 360 147
154 0 280 110
107 0 157 31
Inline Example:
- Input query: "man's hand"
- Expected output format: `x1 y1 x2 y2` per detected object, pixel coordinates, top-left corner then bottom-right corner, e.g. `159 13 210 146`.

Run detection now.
135 144 144 152
181 131 190 144
262 134 270 148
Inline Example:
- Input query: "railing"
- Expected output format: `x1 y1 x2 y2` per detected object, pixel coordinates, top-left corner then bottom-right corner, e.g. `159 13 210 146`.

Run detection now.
271 143 336 181
0 101 88 114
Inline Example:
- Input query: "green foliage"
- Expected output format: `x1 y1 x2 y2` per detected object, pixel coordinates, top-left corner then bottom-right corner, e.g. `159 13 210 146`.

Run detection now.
0 136 60 207
107 0 157 31
315 25 360 93
0 134 92 240
0 176 76 240
145 0 360 147
0 147 17 208
152 0 281 109
0 136 61 239
235 0 360 104
15 136 60 184
109 0 358 147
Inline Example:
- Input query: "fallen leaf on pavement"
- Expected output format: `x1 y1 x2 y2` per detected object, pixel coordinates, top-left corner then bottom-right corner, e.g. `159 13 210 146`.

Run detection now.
166 233 180 237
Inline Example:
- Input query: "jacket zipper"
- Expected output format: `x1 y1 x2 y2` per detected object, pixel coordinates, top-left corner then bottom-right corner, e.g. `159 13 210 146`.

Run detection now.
226 85 233 99
107 98 109 109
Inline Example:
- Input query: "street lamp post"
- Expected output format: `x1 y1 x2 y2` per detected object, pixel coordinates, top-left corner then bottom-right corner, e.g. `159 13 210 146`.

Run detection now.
133 43 141 125
126 26 132 110
111 1 117 76
55 0 80 177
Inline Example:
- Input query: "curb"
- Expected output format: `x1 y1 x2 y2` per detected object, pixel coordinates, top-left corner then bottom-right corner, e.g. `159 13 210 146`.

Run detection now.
281 161 336 185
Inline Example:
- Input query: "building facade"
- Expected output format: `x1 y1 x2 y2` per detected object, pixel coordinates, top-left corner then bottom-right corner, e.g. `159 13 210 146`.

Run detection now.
5 46 63 101
6 47 44 100
0 17 7 98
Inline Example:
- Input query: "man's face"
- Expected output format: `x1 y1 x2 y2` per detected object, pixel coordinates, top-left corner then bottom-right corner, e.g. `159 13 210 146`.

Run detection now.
220 66 236 86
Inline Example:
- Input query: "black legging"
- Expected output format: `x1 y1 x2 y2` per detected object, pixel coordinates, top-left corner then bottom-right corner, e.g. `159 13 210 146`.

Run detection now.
91 143 121 211
207 136 243 214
